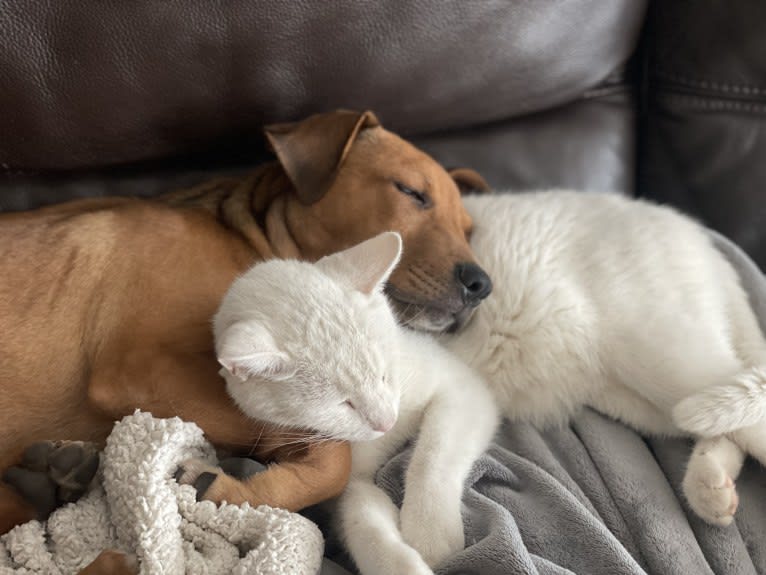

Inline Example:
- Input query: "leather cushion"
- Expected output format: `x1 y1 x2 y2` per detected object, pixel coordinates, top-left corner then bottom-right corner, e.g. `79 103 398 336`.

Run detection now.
0 0 646 171
640 0 766 269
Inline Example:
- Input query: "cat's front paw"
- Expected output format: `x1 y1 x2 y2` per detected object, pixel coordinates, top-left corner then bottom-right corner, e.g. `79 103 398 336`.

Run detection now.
389 547 436 575
400 495 464 568
683 451 739 526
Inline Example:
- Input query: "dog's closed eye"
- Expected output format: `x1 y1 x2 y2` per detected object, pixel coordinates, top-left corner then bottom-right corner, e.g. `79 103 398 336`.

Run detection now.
394 181 432 209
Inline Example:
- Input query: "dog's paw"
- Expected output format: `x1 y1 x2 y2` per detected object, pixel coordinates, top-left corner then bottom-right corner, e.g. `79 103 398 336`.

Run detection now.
176 457 269 505
81 549 138 575
2 440 100 518
174 458 225 502
400 494 464 568
45 441 101 503
2 466 57 518
218 457 267 480
683 451 739 526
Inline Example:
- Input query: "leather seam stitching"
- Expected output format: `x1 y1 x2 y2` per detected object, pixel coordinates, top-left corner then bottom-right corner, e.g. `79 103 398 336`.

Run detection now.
653 70 766 96
653 92 766 113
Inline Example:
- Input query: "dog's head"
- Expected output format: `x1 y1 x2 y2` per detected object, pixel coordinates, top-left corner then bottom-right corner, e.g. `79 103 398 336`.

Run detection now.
265 109 492 333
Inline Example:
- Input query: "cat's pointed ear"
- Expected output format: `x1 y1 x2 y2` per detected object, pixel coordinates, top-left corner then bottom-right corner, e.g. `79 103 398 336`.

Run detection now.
216 321 291 382
317 232 403 295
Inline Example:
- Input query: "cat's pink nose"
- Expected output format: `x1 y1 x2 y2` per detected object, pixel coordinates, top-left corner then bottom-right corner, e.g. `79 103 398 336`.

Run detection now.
370 416 396 433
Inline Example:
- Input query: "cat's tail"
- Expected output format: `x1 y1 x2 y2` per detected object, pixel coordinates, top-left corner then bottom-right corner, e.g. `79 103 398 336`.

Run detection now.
672 366 766 436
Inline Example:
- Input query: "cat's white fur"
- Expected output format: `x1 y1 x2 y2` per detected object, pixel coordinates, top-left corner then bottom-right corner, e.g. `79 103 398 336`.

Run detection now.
214 233 499 575
446 190 766 526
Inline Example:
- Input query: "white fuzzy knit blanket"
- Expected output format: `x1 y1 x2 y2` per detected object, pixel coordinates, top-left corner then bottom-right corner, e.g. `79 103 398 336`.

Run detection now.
0 411 324 575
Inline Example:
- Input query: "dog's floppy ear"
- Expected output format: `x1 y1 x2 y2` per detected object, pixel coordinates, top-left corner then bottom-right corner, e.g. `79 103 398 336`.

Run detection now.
448 167 491 195
264 110 380 205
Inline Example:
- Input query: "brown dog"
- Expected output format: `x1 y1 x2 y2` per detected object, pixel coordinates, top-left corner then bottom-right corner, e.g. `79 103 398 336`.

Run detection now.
0 110 491 545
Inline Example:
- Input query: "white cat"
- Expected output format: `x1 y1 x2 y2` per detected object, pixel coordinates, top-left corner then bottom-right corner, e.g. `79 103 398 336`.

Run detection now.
446 190 766 526
214 232 499 575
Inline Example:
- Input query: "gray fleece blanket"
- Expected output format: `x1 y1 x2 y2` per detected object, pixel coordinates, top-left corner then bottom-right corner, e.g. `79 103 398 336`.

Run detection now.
321 231 766 575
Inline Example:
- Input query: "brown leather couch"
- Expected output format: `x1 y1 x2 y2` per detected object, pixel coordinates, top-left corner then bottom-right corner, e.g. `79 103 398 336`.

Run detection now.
1 1 764 263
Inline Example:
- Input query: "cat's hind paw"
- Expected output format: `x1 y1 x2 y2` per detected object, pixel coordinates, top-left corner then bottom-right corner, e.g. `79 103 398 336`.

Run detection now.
683 451 739 526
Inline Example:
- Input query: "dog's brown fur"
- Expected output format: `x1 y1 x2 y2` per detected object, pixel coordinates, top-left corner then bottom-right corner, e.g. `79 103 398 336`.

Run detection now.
77 550 137 575
0 110 489 544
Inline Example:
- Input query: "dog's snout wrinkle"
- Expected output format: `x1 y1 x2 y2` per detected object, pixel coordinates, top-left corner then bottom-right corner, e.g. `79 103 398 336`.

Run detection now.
408 266 444 295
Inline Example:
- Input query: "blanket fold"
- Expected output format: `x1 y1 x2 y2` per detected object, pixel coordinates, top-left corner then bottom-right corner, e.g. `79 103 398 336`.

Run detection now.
1 411 323 575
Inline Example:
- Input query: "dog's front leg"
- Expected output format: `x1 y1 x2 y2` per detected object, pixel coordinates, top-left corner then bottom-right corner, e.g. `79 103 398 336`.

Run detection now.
87 350 266 448
177 440 352 512
90 351 352 511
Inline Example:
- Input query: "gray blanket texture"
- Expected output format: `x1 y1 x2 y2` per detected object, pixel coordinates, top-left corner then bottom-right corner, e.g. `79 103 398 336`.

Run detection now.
320 231 766 575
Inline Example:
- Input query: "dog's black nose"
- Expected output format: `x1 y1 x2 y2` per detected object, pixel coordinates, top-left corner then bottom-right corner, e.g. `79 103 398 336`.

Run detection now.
455 263 492 304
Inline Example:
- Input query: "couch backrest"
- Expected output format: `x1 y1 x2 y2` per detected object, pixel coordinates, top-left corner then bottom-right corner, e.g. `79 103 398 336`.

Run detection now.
0 0 646 176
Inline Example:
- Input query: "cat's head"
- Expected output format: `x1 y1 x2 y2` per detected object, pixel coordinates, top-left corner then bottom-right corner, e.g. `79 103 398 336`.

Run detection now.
214 232 404 442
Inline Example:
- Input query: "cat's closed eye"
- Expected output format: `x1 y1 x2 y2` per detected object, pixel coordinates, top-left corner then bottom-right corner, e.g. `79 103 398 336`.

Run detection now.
343 399 355 410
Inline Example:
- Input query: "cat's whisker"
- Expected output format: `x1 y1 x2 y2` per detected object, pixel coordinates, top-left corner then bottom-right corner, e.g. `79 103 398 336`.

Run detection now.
397 370 417 393
248 425 267 456
406 307 427 325
256 432 337 448
400 301 430 326
400 303 422 325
